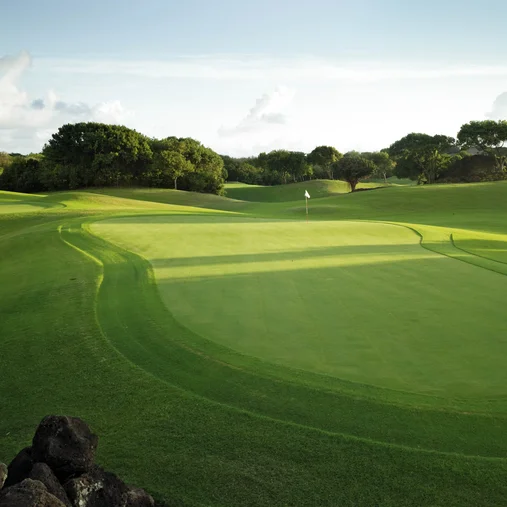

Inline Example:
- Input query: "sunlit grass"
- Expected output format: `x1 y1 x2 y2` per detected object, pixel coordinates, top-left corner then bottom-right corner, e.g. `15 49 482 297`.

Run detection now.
3 181 507 505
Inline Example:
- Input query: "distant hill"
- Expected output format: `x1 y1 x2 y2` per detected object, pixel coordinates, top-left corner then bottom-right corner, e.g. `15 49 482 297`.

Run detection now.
224 180 379 202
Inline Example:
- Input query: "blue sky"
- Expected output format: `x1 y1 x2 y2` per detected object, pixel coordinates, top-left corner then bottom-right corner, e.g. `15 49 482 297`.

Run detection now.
2 0 507 155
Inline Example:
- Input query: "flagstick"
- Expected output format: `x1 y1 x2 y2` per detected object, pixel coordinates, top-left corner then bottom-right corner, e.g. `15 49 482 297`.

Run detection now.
306 196 308 222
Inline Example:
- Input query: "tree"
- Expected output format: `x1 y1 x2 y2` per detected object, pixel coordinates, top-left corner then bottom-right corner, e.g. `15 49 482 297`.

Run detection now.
457 120 507 173
253 150 311 185
307 146 342 179
221 155 264 184
286 151 310 182
174 137 225 194
388 133 455 184
0 156 43 193
440 153 498 183
154 150 194 189
238 162 263 184
221 155 242 181
0 152 12 174
362 151 395 183
42 122 153 188
332 152 374 192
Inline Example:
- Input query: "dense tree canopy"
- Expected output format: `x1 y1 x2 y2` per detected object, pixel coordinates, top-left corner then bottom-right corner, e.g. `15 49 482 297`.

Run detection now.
255 150 311 185
362 151 396 183
0 152 13 174
0 123 225 195
332 152 375 191
221 156 263 185
388 133 456 184
41 122 153 189
307 146 342 179
0 156 44 193
2 119 507 195
151 151 194 190
147 137 224 193
457 120 507 173
440 153 497 183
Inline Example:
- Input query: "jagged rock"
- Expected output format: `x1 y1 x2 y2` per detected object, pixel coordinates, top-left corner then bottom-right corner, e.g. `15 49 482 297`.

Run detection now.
64 466 155 507
32 415 98 481
3 447 33 488
126 487 155 507
3 416 157 506
29 463 71 506
0 478 65 506
64 466 128 507
0 463 7 490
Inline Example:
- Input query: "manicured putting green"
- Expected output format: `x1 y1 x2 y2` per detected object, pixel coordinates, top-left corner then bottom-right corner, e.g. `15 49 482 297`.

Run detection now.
93 216 507 397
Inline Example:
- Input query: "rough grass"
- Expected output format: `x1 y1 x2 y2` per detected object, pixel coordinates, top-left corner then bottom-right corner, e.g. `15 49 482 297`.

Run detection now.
2 182 507 506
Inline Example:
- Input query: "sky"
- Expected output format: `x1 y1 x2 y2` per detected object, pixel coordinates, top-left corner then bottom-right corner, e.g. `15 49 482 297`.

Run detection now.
2 0 507 156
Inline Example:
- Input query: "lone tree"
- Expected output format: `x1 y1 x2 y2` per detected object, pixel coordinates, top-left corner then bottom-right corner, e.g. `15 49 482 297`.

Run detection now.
307 146 342 179
332 152 374 192
0 152 12 173
154 150 194 189
362 151 395 183
457 120 507 173
388 133 455 184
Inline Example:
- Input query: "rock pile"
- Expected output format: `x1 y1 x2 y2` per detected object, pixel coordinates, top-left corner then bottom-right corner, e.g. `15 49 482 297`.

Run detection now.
0 415 155 507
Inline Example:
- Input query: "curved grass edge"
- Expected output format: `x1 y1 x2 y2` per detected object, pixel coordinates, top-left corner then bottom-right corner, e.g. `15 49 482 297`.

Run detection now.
58 215 507 458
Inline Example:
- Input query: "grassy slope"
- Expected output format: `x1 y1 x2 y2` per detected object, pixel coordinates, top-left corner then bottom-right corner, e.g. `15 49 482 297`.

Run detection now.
273 181 507 229
2 183 507 506
224 179 381 202
90 187 249 212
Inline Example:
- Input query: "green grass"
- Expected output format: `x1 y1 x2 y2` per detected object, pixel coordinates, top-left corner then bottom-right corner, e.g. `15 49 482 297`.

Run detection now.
2 183 507 506
93 216 507 398
367 176 417 186
224 179 382 202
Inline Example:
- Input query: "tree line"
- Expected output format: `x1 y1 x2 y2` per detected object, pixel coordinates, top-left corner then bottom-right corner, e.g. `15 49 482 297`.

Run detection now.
1 119 506 195
0 123 226 195
223 120 507 191
223 148 394 191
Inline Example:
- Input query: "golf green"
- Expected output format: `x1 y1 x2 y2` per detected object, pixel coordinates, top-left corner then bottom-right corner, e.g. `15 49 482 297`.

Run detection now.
93 216 507 397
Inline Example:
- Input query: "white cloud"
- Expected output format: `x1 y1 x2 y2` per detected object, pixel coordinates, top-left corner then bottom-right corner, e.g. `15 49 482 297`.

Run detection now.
39 54 507 82
4 51 507 157
0 51 44 129
93 100 127 124
218 85 295 137
0 51 130 152
487 92 507 120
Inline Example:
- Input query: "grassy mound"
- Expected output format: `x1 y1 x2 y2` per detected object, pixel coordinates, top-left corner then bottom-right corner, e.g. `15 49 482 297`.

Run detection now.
224 179 382 202
90 187 247 211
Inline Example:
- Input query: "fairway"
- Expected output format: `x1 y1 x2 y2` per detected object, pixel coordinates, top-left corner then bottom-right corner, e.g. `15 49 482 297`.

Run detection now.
3 182 507 506
94 216 507 396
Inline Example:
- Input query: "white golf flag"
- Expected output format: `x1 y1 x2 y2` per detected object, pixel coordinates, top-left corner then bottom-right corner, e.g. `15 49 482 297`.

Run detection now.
305 190 311 199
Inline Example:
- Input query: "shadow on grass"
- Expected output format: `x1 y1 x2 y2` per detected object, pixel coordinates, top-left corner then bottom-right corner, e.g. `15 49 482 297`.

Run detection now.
61 220 507 460
452 237 507 265
150 243 436 270
95 214 288 225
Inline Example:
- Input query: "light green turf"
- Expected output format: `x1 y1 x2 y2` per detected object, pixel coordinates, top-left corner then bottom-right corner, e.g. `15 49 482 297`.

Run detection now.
3 182 507 506
0 190 56 214
93 216 507 397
